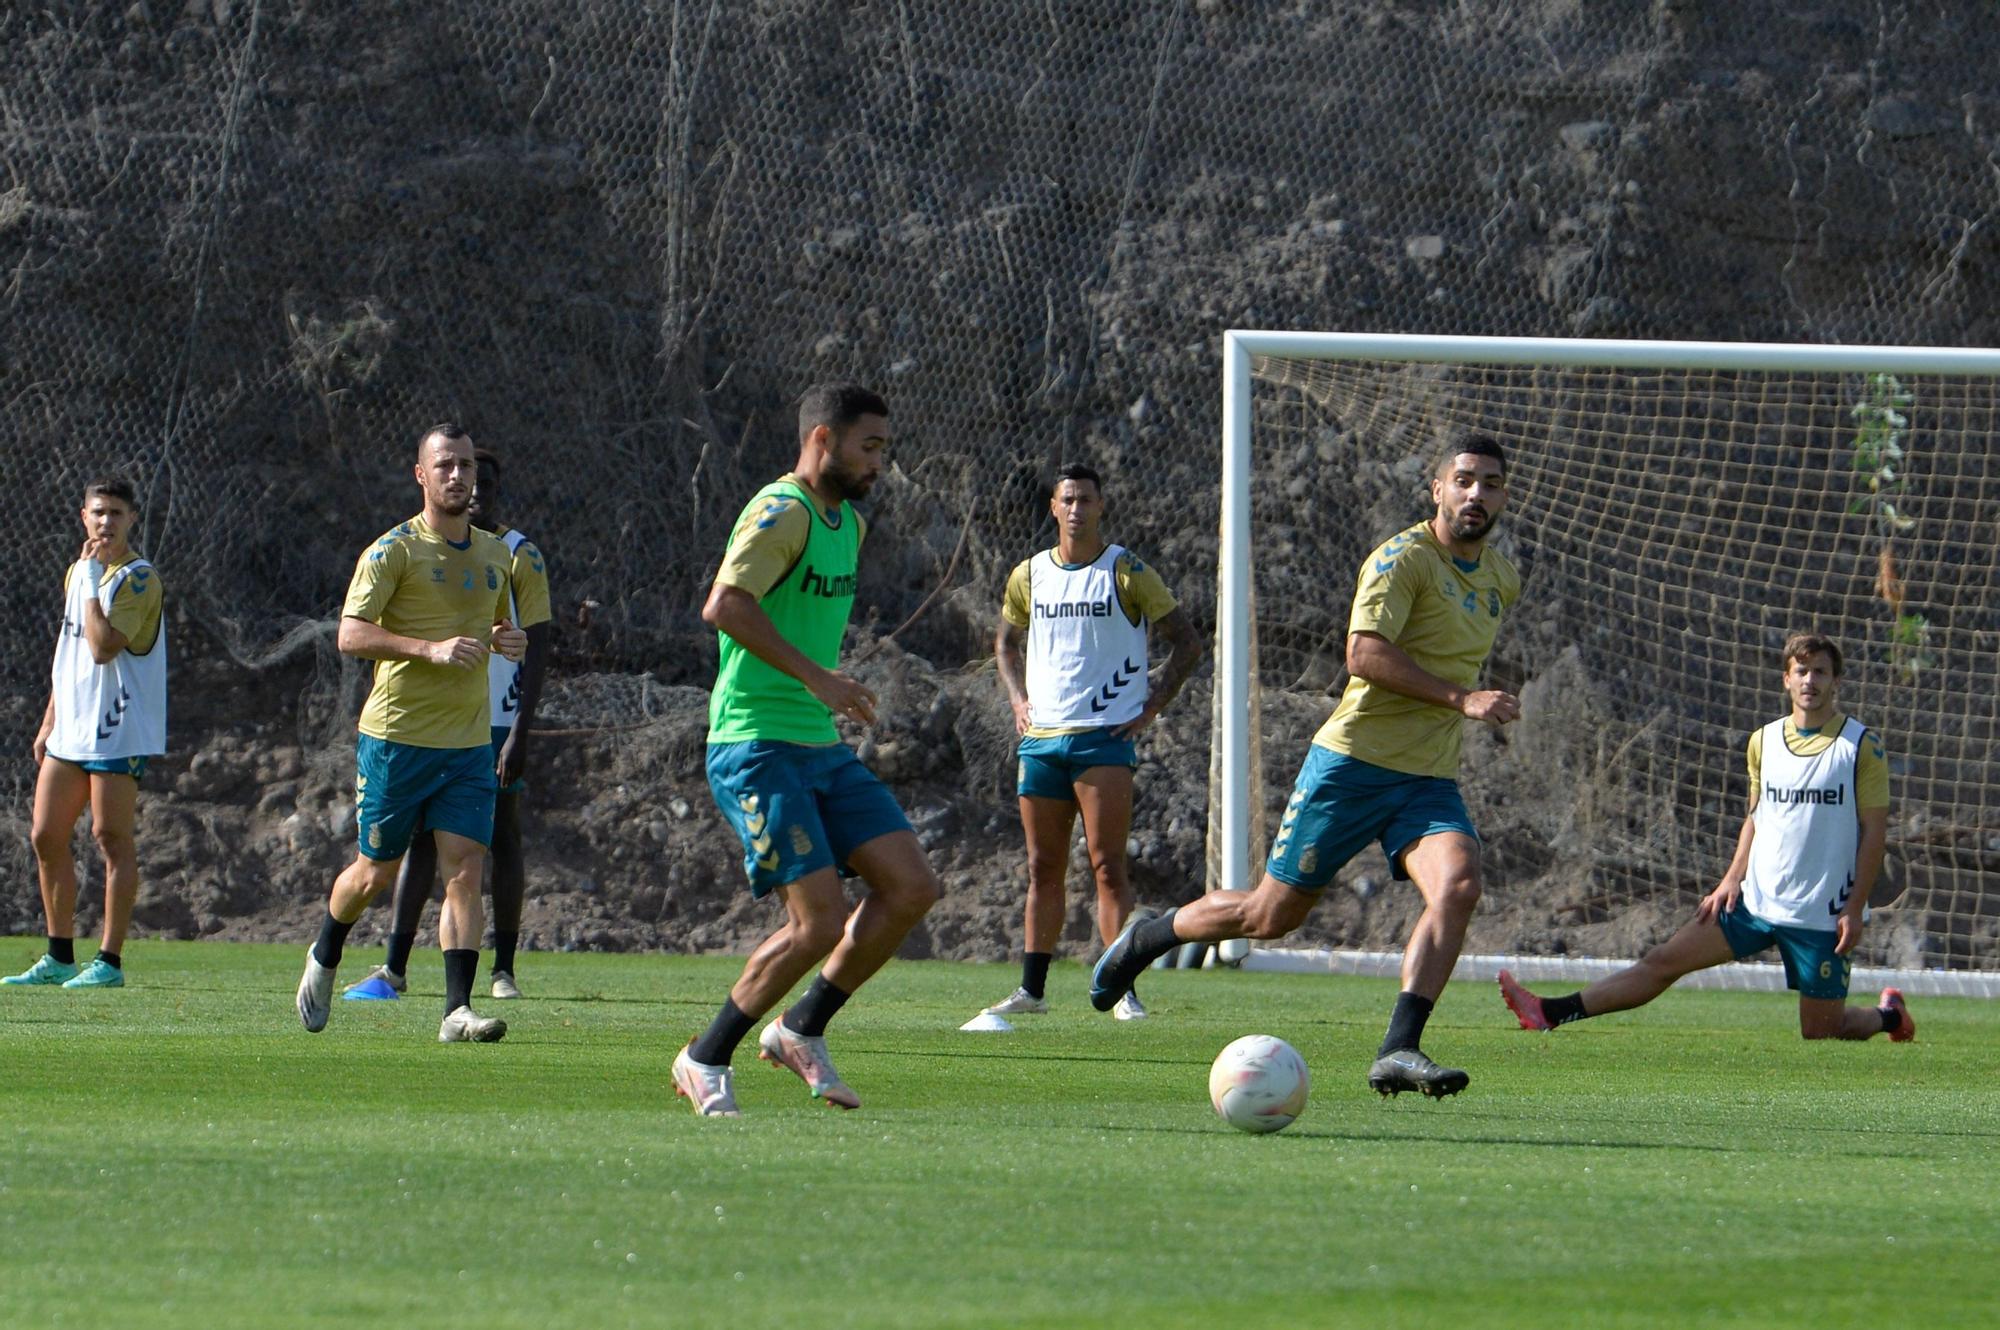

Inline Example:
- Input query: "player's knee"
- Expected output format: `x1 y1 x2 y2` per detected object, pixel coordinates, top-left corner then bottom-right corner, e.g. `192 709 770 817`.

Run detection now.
1434 873 1481 916
29 818 71 860
90 825 135 861
1025 852 1069 889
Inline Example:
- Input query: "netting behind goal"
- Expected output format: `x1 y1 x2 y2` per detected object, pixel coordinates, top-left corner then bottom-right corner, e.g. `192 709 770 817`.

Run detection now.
1220 333 2000 984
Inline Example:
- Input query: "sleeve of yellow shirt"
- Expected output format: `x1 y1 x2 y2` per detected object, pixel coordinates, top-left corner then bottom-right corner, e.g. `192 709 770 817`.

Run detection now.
1000 558 1033 628
1744 728 1761 790
1115 553 1178 624
343 536 406 624
1346 539 1425 641
1857 728 1890 809
714 494 811 599
107 563 163 653
511 541 552 628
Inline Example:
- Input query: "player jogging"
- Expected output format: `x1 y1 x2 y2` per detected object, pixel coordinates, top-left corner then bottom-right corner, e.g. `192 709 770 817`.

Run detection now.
294 423 527 1043
1499 632 1913 1043
342 446 552 1003
672 382 942 1117
1092 437 1520 1098
4 478 166 991
982 463 1203 1021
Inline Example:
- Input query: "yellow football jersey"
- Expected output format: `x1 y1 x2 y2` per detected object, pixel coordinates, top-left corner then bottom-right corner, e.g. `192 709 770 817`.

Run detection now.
94 552 164 654
1312 521 1521 778
1003 547 1179 738
490 524 553 628
1746 715 1889 810
343 515 514 749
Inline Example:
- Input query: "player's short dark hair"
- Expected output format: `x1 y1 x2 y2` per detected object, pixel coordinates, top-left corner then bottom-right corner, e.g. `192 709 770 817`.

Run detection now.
473 446 502 476
1782 631 1843 677
418 421 472 458
82 476 137 508
1051 462 1103 496
1436 434 1507 477
798 382 889 439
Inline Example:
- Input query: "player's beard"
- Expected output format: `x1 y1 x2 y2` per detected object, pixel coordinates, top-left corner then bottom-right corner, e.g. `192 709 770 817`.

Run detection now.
1447 505 1494 542
825 458 877 503
433 489 473 517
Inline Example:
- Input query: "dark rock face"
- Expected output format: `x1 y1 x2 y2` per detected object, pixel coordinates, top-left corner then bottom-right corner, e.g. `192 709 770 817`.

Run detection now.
4 4 1993 966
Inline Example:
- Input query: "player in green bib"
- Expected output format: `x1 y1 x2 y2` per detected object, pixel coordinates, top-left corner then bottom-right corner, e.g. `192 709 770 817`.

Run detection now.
672 383 943 1117
1093 437 1521 1098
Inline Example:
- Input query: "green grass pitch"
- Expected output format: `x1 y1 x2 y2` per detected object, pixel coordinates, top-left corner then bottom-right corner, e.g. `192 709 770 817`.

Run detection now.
1 940 1994 1329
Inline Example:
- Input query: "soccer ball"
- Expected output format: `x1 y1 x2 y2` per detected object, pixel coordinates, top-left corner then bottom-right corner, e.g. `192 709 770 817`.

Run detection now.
1208 1034 1309 1134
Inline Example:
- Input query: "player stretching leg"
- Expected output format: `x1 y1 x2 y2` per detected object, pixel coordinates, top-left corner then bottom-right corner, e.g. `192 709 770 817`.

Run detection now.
344 446 552 1003
294 423 526 1042
5 478 166 991
984 463 1202 1021
672 383 942 1117
1500 633 1913 1044
1092 438 1521 1098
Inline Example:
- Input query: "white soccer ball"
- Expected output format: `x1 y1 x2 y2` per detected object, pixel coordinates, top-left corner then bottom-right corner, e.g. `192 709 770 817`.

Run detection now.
1208 1034 1309 1134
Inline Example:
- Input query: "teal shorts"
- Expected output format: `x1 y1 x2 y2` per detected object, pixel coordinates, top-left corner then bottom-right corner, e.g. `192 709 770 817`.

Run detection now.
56 755 149 781
706 740 912 897
1717 906 1851 999
1017 730 1138 800
354 735 497 861
1266 746 1478 891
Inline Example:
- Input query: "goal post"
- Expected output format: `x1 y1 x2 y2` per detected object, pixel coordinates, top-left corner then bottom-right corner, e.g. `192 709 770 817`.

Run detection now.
1210 330 2000 998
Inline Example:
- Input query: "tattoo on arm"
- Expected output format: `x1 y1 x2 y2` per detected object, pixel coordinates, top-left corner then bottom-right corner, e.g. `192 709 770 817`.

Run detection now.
1147 610 1206 713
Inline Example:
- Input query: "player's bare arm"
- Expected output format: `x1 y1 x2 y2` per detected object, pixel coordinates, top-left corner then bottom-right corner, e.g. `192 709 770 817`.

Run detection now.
703 581 877 725
32 696 54 765
1696 800 1758 923
1346 630 1520 725
994 618 1032 735
1836 804 1889 955
1112 608 1205 739
337 615 488 670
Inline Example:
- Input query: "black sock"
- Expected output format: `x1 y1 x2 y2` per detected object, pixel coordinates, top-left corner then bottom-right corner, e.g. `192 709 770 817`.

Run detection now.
1021 952 1053 1000
1543 993 1589 1026
384 931 416 977
494 930 520 976
312 912 354 969
1879 1004 1903 1035
95 950 121 970
1379 991 1435 1056
1129 908 1182 963
689 997 756 1067
48 937 75 965
784 975 852 1038
442 949 477 1014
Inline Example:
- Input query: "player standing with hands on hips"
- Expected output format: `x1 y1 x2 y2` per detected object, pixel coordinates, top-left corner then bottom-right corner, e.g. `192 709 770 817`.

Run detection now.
5 477 166 991
1092 437 1520 1097
294 423 527 1043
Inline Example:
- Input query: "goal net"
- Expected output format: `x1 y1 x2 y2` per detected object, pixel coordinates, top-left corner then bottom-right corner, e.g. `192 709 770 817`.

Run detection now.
1212 332 2000 998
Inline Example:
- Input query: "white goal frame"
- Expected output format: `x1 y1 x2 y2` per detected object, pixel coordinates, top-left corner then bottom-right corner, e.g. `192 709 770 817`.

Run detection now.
1214 330 2000 999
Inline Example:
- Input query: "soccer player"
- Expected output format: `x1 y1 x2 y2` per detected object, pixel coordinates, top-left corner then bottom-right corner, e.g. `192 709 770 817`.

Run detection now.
1498 633 1913 1043
4 478 166 991
1091 437 1521 1098
982 463 1203 1021
293 423 527 1043
341 446 552 1003
671 382 942 1117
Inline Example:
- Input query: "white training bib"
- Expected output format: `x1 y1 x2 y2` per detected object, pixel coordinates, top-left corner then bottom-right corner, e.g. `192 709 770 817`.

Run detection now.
1742 716 1863 931
47 559 168 762
1024 545 1149 729
487 528 528 732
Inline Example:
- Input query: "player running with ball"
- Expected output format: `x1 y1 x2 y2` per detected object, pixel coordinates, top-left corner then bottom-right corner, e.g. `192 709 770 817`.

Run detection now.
1091 437 1520 1098
1500 632 1913 1044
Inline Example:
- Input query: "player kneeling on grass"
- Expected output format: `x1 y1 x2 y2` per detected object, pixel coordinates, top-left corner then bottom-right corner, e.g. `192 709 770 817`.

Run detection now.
671 383 942 1118
294 423 527 1044
5 477 165 992
1500 632 1913 1044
